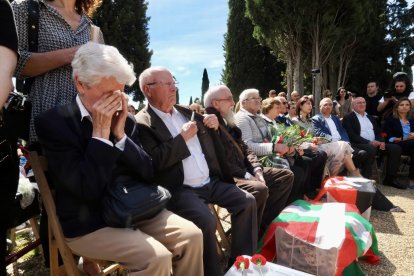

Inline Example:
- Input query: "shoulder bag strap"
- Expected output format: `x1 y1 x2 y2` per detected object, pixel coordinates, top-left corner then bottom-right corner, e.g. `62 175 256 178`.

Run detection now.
16 0 40 94
218 124 245 160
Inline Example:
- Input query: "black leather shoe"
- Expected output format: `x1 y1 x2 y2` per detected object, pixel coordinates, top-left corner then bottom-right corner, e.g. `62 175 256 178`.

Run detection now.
384 180 407 190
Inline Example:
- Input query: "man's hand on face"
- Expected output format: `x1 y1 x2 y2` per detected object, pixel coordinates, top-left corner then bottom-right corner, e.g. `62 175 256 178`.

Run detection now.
111 92 128 141
181 121 198 141
91 90 123 140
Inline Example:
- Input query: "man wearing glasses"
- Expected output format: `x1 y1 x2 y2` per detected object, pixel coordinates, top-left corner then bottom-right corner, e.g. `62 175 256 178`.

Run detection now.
204 85 293 237
135 67 258 276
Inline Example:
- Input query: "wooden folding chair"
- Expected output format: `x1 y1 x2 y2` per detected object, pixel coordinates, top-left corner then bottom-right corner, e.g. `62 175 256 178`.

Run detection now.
209 204 231 260
29 151 122 275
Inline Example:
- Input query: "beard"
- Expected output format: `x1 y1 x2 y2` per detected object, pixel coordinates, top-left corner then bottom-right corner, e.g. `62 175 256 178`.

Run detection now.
224 110 236 127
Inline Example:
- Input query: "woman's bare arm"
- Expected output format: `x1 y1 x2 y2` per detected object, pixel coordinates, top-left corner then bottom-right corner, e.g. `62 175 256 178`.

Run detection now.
0 46 17 108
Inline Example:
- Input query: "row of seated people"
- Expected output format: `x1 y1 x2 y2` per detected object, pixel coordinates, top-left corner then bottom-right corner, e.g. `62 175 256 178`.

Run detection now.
34 42 296 276
32 42 413 275
240 90 413 190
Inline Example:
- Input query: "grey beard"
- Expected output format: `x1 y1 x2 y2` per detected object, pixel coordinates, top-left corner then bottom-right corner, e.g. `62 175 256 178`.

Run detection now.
224 110 236 127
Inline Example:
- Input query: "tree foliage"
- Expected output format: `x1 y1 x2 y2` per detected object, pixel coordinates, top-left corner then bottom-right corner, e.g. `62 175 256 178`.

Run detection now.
245 0 414 104
93 0 152 102
223 0 285 100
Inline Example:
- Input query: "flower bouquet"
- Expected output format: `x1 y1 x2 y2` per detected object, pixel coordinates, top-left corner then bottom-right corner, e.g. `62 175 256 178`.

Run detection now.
260 124 329 168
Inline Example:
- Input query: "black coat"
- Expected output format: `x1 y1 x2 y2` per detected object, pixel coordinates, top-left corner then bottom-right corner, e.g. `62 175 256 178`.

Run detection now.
35 101 153 237
135 105 233 203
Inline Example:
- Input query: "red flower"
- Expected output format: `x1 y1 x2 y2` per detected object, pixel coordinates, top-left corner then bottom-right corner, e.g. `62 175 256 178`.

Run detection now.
313 137 319 145
234 256 250 270
251 254 267 266
300 130 306 138
380 132 387 138
276 136 284 144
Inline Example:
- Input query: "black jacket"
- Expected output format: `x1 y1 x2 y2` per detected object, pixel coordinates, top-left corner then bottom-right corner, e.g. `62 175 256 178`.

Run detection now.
35 101 153 237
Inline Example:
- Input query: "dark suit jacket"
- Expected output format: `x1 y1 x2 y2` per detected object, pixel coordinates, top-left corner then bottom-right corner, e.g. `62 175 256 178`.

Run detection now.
135 105 233 201
342 112 383 144
35 101 153 238
384 117 414 141
205 107 260 178
311 113 350 142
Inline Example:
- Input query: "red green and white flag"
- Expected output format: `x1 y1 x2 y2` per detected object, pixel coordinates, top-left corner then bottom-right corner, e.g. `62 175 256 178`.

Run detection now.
313 176 376 220
258 200 380 276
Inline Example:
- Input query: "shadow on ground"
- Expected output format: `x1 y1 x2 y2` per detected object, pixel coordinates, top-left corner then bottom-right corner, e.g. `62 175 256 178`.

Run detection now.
369 210 402 235
360 250 397 276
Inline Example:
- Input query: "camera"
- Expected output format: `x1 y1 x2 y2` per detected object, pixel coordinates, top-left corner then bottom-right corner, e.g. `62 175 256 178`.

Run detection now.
383 89 393 99
311 68 320 74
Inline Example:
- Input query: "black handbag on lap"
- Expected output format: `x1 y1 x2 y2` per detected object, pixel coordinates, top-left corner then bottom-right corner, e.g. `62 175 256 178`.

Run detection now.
102 175 171 228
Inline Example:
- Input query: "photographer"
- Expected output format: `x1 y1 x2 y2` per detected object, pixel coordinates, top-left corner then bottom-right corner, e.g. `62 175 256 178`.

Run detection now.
0 0 19 274
377 72 414 119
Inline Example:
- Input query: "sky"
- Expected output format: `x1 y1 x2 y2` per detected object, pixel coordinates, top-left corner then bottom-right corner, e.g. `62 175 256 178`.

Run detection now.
146 0 229 106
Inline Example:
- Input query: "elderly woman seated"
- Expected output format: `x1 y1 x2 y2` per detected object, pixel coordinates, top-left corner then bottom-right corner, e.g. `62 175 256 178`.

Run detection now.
34 42 203 275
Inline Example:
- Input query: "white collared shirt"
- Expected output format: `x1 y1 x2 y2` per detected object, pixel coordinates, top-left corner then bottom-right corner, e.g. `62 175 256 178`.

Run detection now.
354 111 375 141
76 95 126 150
150 104 210 188
324 116 341 142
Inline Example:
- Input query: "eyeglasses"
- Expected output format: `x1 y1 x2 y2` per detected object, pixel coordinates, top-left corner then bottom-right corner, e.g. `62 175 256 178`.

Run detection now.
146 81 178 87
215 96 234 102
245 97 262 101
355 102 366 105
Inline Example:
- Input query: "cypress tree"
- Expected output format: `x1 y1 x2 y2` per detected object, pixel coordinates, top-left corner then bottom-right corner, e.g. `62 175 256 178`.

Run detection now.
223 0 285 100
201 68 209 105
94 0 152 102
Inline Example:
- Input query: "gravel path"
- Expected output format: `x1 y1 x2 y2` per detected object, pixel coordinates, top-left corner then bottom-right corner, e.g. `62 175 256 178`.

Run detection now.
361 183 414 276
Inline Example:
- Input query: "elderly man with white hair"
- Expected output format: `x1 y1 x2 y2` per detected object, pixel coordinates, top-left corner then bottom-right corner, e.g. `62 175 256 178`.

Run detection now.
234 88 318 202
204 85 293 237
34 42 203 275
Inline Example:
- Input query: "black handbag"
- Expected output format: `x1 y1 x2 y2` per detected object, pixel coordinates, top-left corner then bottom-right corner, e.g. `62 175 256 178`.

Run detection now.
3 92 32 140
3 0 39 141
102 175 171 228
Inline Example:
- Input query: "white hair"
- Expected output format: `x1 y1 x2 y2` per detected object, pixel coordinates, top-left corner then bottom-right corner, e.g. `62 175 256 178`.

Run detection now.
319 97 332 108
71 42 136 87
239 88 259 105
138 66 171 93
204 85 230 107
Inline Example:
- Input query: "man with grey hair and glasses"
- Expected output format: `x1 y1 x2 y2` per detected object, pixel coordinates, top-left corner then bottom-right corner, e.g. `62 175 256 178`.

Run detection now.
35 43 203 275
135 67 258 275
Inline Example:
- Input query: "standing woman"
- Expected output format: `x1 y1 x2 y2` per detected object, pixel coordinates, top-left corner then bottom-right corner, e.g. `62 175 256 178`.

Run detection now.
384 98 414 188
0 0 19 274
12 0 103 145
334 86 352 118
11 1 103 272
293 96 361 177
